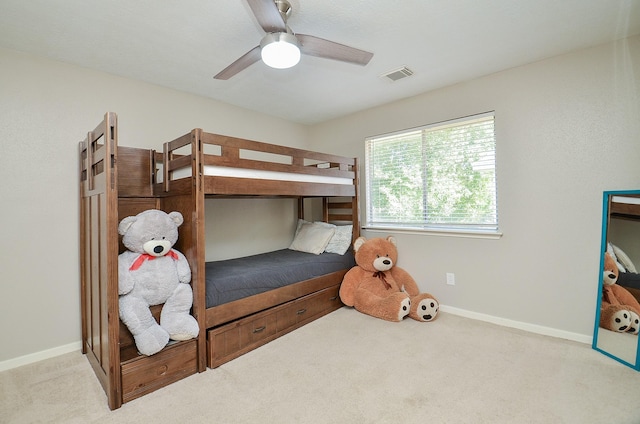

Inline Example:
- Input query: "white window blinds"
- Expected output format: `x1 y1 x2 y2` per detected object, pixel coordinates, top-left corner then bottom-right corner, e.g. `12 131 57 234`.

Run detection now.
365 112 497 232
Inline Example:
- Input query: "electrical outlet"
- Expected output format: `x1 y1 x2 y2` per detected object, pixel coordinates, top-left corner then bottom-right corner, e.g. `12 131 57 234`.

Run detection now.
446 272 456 285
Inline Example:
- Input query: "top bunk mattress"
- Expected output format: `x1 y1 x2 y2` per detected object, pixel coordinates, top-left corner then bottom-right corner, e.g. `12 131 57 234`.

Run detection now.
167 165 353 186
205 249 355 309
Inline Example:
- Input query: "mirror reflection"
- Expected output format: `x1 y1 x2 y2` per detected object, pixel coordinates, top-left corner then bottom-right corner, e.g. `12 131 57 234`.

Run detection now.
594 191 640 369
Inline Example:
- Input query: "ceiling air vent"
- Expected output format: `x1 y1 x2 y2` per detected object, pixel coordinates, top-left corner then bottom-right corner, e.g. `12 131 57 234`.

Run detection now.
381 66 414 82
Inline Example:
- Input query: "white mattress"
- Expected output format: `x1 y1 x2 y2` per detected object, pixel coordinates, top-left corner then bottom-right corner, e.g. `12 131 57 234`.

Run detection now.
161 164 352 185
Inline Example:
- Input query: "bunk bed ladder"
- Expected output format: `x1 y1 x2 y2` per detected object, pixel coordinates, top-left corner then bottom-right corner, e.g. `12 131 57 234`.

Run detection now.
323 157 360 242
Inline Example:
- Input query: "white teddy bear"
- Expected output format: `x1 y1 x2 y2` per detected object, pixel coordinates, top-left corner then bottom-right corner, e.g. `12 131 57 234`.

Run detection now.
118 209 199 356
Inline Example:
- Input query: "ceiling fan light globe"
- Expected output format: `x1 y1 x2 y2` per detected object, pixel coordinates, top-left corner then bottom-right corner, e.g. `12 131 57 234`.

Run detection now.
260 32 301 69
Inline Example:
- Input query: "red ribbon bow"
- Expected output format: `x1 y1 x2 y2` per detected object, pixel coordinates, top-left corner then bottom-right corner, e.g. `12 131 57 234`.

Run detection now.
373 271 392 289
129 250 179 271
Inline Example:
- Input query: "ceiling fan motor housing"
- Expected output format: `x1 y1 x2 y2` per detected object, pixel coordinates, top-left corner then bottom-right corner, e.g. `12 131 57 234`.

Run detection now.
260 31 301 69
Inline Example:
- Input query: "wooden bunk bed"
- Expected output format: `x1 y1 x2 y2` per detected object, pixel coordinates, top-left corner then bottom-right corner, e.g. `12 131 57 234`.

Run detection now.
79 113 360 409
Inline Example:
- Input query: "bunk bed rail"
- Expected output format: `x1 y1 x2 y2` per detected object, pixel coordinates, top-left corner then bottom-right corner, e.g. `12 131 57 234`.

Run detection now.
156 130 357 197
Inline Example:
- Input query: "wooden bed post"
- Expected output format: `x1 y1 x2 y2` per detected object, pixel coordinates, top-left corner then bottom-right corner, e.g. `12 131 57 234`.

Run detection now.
191 128 207 372
352 157 360 241
79 112 122 410
322 197 329 222
163 141 170 193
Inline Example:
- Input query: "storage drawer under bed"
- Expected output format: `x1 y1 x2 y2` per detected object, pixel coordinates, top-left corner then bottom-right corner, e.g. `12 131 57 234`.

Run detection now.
207 284 342 368
121 339 198 403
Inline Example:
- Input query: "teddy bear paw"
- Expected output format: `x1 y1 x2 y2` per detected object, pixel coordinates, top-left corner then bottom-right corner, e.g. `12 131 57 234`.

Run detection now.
165 315 200 341
626 310 640 335
135 325 170 356
608 309 632 332
397 296 411 321
410 296 439 322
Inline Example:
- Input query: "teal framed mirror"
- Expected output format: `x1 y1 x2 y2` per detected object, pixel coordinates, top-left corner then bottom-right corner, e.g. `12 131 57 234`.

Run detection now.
592 190 640 369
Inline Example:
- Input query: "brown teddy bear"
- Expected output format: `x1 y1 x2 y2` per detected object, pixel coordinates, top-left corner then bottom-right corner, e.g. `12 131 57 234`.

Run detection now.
600 252 640 335
339 236 439 322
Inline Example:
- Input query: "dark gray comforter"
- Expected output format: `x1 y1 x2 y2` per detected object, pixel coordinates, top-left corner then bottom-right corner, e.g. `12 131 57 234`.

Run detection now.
205 249 355 308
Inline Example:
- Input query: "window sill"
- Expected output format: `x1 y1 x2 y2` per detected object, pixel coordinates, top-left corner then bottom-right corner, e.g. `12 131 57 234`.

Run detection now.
362 226 503 240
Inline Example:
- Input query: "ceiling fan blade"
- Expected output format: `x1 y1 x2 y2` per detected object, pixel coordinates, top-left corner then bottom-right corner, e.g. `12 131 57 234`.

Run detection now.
246 0 286 33
214 46 262 80
297 34 373 66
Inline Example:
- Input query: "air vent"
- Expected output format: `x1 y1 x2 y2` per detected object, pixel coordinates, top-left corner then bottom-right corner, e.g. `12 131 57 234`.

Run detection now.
381 66 414 82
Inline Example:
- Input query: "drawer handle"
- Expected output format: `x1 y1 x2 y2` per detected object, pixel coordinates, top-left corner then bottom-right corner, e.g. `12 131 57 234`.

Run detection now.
297 308 307 315
253 326 266 333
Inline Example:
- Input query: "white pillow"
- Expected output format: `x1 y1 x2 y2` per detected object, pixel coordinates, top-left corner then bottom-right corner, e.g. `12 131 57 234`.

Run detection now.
323 224 353 255
289 222 336 255
293 218 311 236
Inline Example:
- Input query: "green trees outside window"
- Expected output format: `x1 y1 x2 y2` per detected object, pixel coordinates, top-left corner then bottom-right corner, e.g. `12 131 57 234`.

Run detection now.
365 112 497 232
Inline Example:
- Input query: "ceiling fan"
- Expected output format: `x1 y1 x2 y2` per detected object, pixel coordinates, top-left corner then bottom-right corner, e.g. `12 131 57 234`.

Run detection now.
214 0 374 80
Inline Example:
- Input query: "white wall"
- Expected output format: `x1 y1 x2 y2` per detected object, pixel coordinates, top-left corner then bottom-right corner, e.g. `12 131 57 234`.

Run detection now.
0 47 307 366
204 198 298 261
308 35 640 339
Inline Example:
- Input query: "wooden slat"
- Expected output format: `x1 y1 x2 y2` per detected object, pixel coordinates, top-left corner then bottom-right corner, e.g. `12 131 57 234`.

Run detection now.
321 197 329 222
117 147 154 197
327 202 353 209
163 141 170 193
166 131 194 152
203 177 355 197
352 158 360 241
328 214 354 222
202 154 355 179
86 133 94 191
167 155 191 172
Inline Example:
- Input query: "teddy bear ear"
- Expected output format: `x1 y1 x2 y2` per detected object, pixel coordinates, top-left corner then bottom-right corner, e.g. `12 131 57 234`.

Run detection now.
118 216 137 235
168 211 184 227
386 236 397 247
353 237 367 252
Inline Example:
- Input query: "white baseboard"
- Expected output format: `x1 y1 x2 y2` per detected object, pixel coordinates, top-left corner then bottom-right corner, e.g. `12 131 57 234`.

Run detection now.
0 308 593 373
440 305 593 345
0 341 82 373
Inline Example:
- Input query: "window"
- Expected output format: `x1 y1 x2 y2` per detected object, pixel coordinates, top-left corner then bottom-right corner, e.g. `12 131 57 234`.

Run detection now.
365 112 498 234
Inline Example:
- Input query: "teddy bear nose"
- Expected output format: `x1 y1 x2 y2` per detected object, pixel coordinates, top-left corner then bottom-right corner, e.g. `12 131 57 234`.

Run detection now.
608 273 616 279
153 245 165 254
383 259 391 265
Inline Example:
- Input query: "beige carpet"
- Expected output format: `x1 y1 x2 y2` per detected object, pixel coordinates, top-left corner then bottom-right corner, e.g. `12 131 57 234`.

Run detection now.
2 309 639 424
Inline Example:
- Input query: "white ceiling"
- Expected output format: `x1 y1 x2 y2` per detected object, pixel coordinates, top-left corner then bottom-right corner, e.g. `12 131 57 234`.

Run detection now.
1 0 639 125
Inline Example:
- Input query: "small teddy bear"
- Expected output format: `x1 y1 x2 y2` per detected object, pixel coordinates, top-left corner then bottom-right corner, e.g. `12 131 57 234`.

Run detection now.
600 252 640 335
339 236 439 322
118 209 199 356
